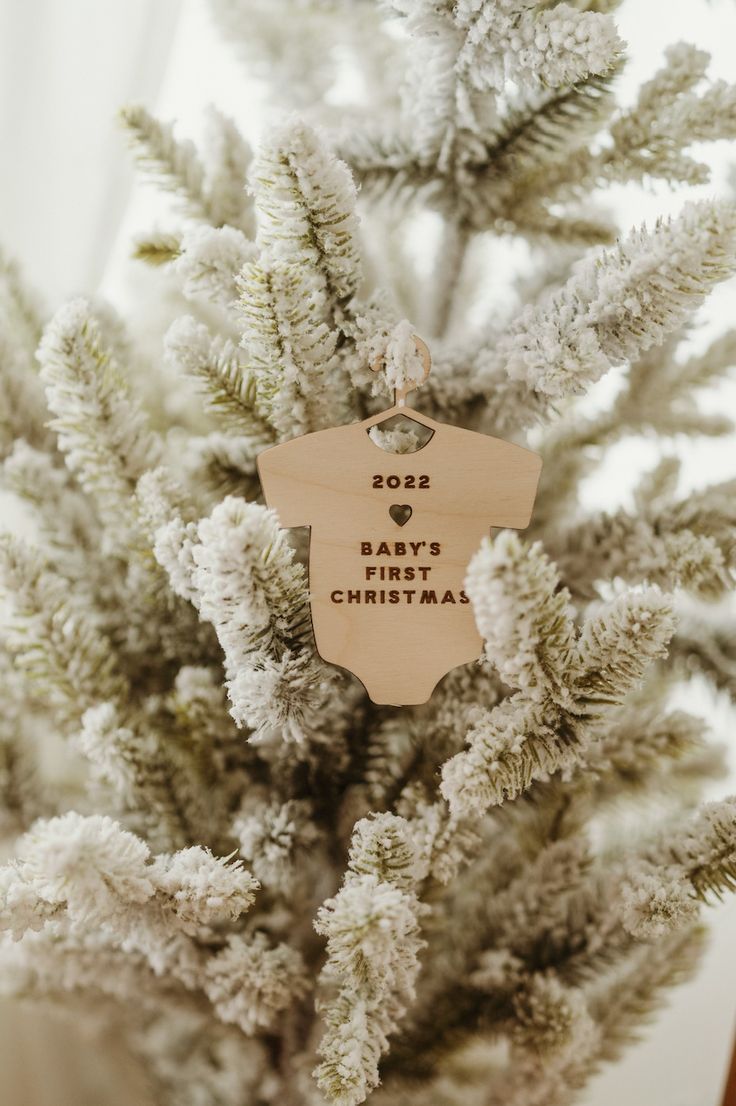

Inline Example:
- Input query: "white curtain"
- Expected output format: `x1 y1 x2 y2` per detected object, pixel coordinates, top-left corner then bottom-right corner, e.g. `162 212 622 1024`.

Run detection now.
0 0 183 305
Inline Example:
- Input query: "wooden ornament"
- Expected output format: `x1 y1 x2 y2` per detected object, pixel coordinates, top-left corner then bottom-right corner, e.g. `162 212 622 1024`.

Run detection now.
721 1028 736 1106
257 337 542 705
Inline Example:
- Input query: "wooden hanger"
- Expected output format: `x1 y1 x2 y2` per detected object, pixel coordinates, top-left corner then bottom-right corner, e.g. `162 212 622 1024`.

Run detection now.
363 334 435 432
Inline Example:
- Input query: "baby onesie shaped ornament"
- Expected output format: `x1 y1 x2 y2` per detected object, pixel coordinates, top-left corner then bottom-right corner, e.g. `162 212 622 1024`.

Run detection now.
257 338 542 706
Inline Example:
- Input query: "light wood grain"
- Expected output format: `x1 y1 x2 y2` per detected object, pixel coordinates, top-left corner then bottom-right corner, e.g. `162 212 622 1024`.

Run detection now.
258 401 542 706
721 1024 736 1106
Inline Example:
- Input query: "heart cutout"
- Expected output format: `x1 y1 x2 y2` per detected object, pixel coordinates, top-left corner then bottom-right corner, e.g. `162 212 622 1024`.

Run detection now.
389 504 412 527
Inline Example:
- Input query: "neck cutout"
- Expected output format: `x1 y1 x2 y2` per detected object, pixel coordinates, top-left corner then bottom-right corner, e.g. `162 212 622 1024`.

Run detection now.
364 408 437 455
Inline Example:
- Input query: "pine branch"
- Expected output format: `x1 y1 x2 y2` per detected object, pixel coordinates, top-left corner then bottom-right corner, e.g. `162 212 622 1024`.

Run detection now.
204 932 308 1035
0 251 52 458
552 483 736 602
591 927 706 1063
533 328 736 533
609 330 736 438
666 798 736 901
314 814 426 1106
191 497 337 743
474 200 736 433
77 703 203 851
252 119 362 307
461 66 621 235
133 232 182 266
441 582 675 816
584 703 721 803
38 299 161 547
121 105 219 225
487 71 617 175
0 651 48 839
602 43 736 186
573 590 676 715
201 105 254 231
238 256 348 436
451 0 622 93
466 534 577 704
0 811 275 1030
488 928 705 1106
174 224 257 305
3 441 100 572
235 795 321 894
0 535 126 719
165 315 275 444
182 431 262 501
349 63 621 243
0 246 43 359
671 613 736 700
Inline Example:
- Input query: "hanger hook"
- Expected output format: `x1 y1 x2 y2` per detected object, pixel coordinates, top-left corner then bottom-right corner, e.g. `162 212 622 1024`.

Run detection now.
372 334 431 408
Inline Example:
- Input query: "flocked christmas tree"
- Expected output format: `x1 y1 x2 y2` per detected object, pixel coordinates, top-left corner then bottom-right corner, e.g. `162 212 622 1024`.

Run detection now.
2 2 736 1104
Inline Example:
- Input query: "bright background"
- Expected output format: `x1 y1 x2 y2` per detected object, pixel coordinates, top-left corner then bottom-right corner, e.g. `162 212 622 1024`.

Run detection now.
0 1 734 1103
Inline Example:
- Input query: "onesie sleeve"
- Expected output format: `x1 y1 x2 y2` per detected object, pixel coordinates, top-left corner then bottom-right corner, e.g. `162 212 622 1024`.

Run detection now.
257 436 314 528
475 434 542 530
